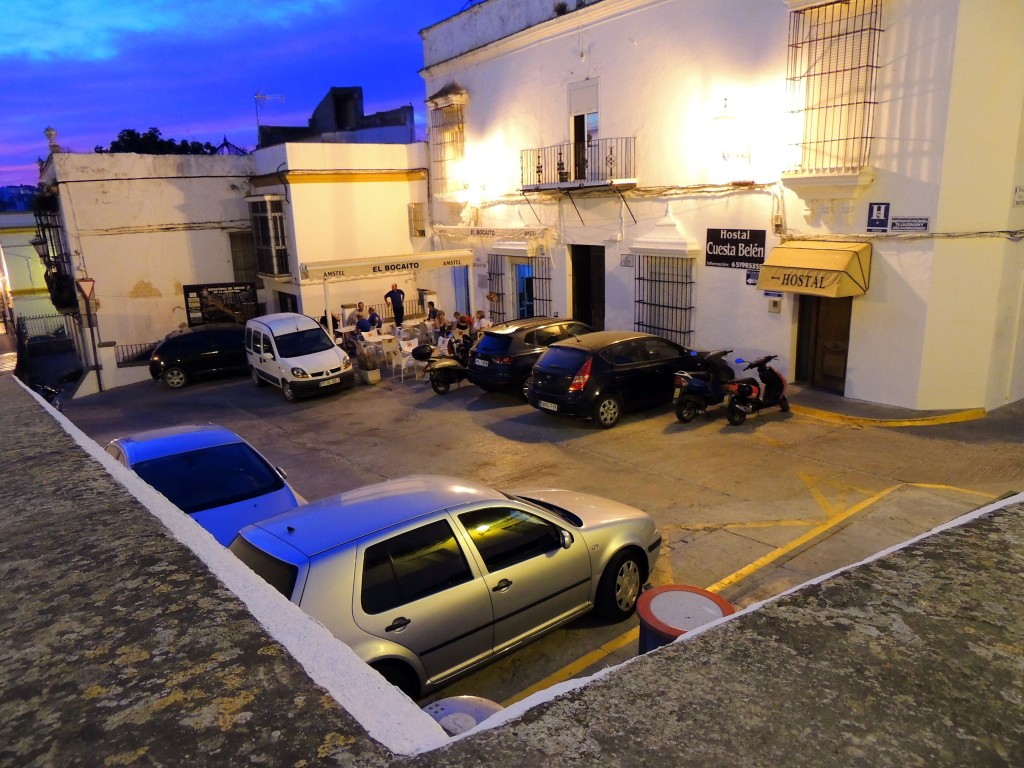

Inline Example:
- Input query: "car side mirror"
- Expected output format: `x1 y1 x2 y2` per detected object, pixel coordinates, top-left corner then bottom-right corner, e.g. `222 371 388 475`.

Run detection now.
560 530 574 549
276 467 288 479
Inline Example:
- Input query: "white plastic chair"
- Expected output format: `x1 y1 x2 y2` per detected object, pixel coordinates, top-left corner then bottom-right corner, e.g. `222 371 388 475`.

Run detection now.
395 339 423 381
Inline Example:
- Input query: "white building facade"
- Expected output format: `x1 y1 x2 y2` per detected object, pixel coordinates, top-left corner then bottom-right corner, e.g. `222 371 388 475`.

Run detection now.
420 0 1024 410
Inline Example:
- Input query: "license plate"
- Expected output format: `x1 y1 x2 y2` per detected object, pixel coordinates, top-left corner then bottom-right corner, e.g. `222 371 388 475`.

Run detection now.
319 377 340 388
539 401 558 412
474 359 489 367
673 387 681 398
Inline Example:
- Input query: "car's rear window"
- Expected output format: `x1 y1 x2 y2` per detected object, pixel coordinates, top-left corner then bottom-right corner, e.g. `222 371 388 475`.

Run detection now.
536 346 591 372
133 443 284 513
475 332 514 355
229 536 298 598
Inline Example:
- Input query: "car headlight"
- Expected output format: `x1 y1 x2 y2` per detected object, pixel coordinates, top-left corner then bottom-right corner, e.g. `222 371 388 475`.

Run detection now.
291 368 310 378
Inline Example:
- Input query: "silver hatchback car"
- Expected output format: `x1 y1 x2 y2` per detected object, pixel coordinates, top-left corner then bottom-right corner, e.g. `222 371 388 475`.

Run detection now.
229 475 661 699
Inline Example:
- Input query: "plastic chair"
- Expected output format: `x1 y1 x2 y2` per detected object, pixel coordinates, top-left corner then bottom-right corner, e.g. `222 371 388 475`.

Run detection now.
381 336 402 376
395 339 424 381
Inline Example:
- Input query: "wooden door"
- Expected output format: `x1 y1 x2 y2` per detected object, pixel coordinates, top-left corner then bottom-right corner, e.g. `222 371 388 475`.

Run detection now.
797 296 852 393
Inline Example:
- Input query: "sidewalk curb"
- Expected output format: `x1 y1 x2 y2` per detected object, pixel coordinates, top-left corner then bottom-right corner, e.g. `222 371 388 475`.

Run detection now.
791 404 987 428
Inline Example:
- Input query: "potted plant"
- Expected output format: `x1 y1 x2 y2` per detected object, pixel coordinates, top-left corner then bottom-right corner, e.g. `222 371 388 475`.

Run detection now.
357 346 381 385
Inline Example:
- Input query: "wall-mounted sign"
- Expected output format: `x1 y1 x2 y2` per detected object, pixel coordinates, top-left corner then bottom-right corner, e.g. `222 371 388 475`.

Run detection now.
891 217 929 232
183 282 258 327
705 229 767 269
746 268 760 285
867 202 890 232
1014 185 1024 207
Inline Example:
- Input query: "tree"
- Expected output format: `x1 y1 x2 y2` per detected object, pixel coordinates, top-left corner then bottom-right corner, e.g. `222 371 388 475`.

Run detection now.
94 128 217 155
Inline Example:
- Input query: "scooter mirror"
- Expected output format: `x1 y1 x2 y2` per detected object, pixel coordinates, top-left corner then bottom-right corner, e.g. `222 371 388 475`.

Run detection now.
735 358 746 364
689 350 698 356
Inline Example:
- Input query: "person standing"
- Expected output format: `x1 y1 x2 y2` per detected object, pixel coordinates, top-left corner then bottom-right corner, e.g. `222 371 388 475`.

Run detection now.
384 283 405 328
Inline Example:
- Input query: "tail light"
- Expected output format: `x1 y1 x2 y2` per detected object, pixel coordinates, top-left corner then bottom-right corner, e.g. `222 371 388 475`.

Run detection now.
568 357 592 392
673 373 686 387
493 355 512 365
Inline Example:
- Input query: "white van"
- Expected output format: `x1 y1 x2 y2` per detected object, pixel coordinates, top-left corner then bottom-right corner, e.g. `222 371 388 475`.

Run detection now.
245 313 354 402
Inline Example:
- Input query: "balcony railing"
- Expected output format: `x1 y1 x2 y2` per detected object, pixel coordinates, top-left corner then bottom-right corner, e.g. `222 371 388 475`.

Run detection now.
521 137 636 190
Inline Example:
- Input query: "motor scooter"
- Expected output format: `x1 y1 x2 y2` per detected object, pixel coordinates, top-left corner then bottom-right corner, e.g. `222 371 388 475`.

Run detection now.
722 354 789 426
422 334 474 395
672 350 735 423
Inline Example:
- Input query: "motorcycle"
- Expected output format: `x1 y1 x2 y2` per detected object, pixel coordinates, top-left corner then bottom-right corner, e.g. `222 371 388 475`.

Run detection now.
422 334 474 395
672 350 735 423
722 354 789 426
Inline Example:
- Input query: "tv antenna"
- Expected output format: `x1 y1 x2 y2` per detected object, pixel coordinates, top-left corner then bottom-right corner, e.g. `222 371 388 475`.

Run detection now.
254 91 285 129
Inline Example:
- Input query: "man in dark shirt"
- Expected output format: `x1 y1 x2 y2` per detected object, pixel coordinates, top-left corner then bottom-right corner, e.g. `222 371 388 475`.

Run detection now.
384 283 406 327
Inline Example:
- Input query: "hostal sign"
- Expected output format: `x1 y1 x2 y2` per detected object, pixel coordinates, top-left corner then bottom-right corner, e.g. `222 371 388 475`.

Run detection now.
705 229 767 269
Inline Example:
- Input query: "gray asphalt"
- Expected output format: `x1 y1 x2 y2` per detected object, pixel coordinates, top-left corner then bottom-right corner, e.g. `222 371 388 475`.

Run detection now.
1 334 1022 766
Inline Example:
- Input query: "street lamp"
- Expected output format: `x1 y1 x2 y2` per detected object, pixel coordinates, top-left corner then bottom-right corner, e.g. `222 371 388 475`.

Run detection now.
30 237 48 262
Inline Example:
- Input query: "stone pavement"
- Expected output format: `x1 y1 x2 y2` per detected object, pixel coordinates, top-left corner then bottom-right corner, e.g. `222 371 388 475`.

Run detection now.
0 374 1021 767
0 329 16 375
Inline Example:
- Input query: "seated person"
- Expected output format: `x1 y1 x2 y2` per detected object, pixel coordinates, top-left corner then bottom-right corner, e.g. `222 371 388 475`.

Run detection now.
345 301 366 326
366 306 383 329
453 312 472 333
433 310 451 337
355 312 373 333
472 310 492 334
426 301 440 322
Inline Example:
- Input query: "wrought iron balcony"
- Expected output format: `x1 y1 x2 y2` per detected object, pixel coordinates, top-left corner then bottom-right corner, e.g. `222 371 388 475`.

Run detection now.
521 137 636 191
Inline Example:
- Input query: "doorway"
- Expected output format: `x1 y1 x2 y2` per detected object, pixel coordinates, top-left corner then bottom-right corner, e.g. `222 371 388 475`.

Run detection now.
570 245 605 329
796 295 852 394
514 263 534 319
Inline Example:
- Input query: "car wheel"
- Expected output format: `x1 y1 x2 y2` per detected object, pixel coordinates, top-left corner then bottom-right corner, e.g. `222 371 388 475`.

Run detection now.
592 394 622 428
430 372 451 395
726 402 747 426
163 367 188 389
518 375 532 402
779 396 790 413
675 394 702 423
371 660 420 700
596 550 644 621
250 367 266 387
281 381 298 402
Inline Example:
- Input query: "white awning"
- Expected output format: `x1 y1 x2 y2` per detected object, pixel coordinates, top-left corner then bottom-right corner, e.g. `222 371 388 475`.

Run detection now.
299 249 474 281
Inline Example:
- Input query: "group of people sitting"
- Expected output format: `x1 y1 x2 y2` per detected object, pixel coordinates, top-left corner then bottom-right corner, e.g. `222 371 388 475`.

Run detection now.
426 301 492 339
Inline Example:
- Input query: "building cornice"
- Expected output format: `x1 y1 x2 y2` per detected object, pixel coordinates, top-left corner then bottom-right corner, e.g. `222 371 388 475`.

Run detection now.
422 0 667 79
250 169 427 189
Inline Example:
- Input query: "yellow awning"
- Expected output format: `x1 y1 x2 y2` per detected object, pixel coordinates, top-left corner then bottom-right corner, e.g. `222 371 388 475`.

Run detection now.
299 249 474 281
756 241 871 297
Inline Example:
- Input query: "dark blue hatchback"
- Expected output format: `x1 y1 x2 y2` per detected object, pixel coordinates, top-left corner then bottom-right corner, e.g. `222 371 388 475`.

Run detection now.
528 331 705 428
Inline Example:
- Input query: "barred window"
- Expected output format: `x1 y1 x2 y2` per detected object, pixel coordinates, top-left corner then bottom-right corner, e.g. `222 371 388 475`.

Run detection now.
248 197 290 276
634 255 694 348
408 203 426 238
787 0 883 175
429 102 465 199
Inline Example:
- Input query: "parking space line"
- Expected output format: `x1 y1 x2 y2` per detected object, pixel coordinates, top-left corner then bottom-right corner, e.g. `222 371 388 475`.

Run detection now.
501 481 1000 708
501 627 640 707
705 485 900 593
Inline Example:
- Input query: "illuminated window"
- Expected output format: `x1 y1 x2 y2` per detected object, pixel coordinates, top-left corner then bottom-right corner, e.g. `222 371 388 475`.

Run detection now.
428 97 466 199
248 196 290 276
787 0 883 174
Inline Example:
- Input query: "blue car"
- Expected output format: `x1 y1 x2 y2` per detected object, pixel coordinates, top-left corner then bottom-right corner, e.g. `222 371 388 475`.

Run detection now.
105 424 303 546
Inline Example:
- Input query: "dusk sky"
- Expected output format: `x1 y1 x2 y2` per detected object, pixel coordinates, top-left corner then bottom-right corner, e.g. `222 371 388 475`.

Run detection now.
1 0 466 187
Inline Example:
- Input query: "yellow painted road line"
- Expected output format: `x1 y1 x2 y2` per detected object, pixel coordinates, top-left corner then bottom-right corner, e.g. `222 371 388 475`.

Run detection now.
504 481 997 706
501 627 640 707
791 405 986 428
704 484 900 593
909 483 999 499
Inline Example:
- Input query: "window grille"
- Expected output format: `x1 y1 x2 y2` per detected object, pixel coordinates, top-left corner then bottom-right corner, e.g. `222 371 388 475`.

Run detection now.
248 198 290 275
634 255 694 347
787 0 883 174
487 254 507 324
528 256 552 317
408 203 426 238
429 103 465 199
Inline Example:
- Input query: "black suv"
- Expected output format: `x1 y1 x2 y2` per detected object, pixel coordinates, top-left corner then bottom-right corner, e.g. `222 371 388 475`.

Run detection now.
528 331 705 428
149 323 247 389
467 317 592 399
